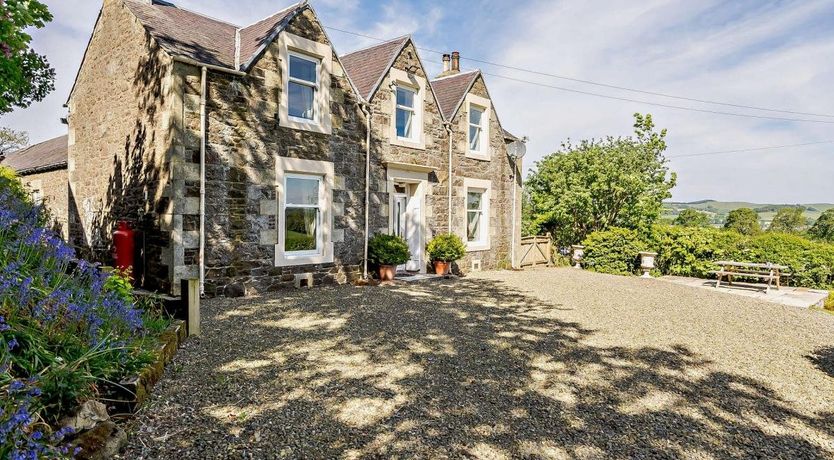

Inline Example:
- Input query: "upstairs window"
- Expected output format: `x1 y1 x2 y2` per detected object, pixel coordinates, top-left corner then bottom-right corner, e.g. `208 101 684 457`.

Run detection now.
395 86 416 140
469 106 484 152
288 53 318 121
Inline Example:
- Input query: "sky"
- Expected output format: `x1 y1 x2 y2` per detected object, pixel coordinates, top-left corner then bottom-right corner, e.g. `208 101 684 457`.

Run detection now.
2 0 834 203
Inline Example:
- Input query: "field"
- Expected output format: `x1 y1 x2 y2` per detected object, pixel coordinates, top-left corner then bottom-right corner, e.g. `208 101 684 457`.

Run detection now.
662 200 834 226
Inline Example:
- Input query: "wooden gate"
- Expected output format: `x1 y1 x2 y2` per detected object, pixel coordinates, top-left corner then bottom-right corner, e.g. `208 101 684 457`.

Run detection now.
519 233 552 268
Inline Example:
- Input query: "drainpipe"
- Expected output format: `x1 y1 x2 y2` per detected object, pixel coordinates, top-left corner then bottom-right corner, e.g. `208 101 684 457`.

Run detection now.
359 102 372 279
444 122 453 232
199 66 207 295
510 156 518 269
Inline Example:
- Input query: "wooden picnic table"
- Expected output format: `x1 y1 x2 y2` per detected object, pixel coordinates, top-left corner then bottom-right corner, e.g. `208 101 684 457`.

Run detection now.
712 260 791 293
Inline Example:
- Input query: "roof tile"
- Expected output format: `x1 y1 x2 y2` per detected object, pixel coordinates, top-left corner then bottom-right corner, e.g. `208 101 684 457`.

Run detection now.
341 36 409 101
430 71 479 120
1 135 68 175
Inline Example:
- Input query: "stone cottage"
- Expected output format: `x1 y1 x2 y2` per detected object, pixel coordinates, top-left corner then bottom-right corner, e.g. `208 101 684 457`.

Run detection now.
8 0 523 297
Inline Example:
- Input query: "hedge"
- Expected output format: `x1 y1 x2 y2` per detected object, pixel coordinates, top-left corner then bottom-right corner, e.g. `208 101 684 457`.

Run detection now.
580 225 834 289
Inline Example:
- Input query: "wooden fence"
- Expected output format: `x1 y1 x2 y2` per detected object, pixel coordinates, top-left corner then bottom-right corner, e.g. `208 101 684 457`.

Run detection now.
519 233 553 268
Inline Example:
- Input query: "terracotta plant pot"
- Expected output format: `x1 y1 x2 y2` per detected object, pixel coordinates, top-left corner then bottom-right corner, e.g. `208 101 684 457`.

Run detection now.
433 260 450 275
378 264 396 281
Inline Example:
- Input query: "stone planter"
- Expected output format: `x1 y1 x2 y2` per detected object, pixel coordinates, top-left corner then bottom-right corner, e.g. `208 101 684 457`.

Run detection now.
639 251 658 278
101 320 187 414
571 245 585 269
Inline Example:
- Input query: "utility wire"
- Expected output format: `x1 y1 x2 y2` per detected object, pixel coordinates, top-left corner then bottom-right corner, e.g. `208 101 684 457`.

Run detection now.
481 72 834 124
326 25 834 120
668 140 834 158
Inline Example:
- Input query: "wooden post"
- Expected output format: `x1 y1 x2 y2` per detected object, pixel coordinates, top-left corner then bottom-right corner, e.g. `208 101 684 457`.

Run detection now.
181 278 200 337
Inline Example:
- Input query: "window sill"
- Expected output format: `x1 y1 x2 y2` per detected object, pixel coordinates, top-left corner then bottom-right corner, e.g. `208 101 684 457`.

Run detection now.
391 136 426 150
281 115 332 135
466 242 491 252
274 243 334 266
465 151 491 161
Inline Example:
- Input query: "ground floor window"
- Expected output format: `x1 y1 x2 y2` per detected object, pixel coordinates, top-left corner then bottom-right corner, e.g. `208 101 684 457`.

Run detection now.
276 157 334 266
463 178 491 251
284 174 320 254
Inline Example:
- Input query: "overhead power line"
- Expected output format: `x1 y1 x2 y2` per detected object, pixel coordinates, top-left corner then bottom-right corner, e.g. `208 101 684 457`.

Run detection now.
668 140 834 158
480 72 834 125
326 25 834 121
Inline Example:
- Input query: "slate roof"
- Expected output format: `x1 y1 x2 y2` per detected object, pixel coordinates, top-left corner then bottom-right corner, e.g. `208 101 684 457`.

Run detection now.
238 4 301 68
1 135 68 175
340 36 410 101
123 0 303 70
430 70 480 120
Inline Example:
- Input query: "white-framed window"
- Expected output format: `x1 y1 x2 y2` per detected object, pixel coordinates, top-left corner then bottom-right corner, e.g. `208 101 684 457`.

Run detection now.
395 85 417 140
278 32 332 134
464 93 492 161
388 68 425 150
283 174 321 256
287 53 319 121
469 105 485 152
276 157 334 266
463 178 491 251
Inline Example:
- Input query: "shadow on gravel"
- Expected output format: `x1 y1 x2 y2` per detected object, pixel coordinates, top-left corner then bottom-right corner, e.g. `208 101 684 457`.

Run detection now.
809 347 834 379
126 278 833 459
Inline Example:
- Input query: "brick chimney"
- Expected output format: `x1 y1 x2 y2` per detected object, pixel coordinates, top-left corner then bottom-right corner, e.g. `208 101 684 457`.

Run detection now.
437 51 461 78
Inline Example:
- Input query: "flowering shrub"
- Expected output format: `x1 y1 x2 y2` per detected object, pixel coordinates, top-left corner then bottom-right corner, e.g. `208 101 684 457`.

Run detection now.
1 168 163 457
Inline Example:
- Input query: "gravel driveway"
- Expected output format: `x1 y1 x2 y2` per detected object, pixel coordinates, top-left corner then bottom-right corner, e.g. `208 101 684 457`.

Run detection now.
121 268 834 459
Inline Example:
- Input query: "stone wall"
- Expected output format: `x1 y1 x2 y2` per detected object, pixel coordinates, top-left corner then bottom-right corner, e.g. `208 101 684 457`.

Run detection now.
448 75 520 272
66 0 174 291
171 8 367 296
367 41 450 254
20 168 69 238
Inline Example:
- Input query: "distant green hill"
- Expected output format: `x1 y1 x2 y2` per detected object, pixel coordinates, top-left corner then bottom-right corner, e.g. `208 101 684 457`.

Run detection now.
662 201 834 226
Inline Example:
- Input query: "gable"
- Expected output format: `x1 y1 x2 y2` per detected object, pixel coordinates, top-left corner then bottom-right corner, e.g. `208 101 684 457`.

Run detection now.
340 36 409 101
431 70 479 120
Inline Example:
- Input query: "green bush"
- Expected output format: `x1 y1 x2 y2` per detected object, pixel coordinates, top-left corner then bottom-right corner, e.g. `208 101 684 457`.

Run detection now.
581 227 647 275
825 292 833 311
581 224 834 289
426 233 466 262
741 232 834 289
650 225 745 278
368 233 410 266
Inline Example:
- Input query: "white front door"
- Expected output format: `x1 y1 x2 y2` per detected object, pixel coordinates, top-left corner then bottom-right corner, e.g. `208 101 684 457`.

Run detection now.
392 183 422 272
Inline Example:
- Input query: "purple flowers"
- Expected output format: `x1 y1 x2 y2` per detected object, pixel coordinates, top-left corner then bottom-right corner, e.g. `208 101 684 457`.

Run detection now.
1 173 151 458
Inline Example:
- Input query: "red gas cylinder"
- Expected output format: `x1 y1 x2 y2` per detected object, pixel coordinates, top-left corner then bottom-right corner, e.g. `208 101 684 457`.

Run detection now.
112 221 136 279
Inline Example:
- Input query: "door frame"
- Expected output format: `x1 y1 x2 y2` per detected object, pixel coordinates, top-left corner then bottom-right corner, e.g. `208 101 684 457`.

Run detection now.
386 166 428 274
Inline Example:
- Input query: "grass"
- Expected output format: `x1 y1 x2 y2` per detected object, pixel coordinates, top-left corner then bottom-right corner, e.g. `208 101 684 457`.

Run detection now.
825 291 834 312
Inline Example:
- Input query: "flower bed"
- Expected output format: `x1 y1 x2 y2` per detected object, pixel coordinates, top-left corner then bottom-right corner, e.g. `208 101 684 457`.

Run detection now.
1 168 177 458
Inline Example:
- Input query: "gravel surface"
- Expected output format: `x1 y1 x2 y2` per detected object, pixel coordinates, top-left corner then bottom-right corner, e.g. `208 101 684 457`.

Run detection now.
120 268 834 459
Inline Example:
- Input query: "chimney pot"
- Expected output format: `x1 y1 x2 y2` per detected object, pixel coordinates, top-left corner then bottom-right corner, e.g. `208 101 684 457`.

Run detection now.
451 51 460 73
442 54 451 72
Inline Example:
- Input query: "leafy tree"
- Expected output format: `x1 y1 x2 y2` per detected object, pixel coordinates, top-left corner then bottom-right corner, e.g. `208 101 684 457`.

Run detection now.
809 209 834 242
0 126 27 160
673 209 710 227
768 207 807 233
0 0 55 114
724 208 760 235
524 113 676 247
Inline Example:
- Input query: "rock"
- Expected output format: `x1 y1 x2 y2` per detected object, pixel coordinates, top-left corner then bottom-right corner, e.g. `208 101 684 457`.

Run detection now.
72 420 127 460
62 400 109 432
224 283 246 298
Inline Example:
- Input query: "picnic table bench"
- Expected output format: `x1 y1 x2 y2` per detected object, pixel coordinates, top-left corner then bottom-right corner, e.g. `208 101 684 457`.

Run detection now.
711 260 791 293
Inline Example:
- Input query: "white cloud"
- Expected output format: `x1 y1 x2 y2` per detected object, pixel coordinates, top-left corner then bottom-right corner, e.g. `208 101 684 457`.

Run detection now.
1 0 831 203
483 0 834 202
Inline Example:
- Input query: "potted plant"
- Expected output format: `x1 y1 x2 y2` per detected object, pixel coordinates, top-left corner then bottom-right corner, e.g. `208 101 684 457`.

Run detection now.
426 233 466 275
368 233 411 281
